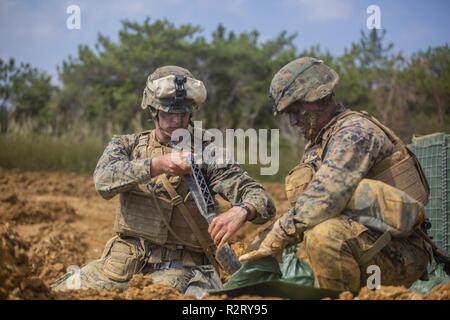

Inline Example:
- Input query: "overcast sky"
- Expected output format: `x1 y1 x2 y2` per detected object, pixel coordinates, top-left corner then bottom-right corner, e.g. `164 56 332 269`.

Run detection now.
1 0 449 83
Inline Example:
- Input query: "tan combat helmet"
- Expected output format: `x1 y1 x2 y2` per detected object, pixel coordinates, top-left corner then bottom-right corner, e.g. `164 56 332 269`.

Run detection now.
141 65 207 115
269 57 339 115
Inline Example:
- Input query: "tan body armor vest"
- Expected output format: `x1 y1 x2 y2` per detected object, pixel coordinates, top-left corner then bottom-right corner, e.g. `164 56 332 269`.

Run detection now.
285 110 430 206
114 130 214 253
284 110 431 265
285 110 450 273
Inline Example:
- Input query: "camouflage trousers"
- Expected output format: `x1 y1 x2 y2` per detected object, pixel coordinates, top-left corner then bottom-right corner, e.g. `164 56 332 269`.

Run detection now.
297 215 432 292
52 260 222 298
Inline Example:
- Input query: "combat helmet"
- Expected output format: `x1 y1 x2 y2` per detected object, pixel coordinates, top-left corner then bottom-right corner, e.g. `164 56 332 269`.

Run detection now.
269 57 339 114
141 66 207 115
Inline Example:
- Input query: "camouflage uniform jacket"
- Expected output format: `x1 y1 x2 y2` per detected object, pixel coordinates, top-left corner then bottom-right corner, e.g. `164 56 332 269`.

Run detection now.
93 129 275 225
279 105 395 238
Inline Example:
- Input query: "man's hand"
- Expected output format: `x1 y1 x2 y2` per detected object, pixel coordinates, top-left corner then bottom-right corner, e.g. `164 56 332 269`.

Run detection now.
239 220 294 264
150 152 191 177
208 205 254 249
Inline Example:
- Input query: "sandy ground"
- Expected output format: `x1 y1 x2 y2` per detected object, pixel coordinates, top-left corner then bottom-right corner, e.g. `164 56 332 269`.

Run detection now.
0 168 449 300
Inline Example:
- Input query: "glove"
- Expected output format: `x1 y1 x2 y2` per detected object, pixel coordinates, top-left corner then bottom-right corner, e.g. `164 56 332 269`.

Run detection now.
239 220 294 263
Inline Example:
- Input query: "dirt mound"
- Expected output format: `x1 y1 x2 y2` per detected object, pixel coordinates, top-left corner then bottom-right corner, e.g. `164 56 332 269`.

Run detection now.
231 182 288 255
0 220 88 299
0 168 95 198
54 287 122 300
53 275 277 300
0 192 77 225
0 223 51 299
28 222 89 284
55 275 194 300
122 275 194 300
0 169 88 285
1 169 449 300
339 283 450 300
424 283 450 299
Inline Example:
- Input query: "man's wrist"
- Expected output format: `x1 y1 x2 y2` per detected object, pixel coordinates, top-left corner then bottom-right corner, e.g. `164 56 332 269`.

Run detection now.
235 203 257 221
149 155 163 177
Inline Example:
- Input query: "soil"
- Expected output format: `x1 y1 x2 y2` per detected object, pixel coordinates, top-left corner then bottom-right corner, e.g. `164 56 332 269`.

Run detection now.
339 283 450 300
0 168 448 300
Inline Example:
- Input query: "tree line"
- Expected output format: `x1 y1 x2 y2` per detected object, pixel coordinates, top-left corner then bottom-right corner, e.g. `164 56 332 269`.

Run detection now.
1 18 449 142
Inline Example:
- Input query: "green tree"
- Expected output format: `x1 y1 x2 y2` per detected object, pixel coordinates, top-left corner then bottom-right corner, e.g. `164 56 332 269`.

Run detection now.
334 30 411 138
0 57 55 132
55 18 205 135
54 19 298 134
197 25 297 129
407 45 450 129
4 21 447 144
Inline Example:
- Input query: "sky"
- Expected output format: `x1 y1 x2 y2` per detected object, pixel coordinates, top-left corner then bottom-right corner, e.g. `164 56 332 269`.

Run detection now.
1 0 449 83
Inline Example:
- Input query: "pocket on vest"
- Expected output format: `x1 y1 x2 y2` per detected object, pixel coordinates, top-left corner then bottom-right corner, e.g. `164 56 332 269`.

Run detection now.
102 237 145 282
285 163 315 205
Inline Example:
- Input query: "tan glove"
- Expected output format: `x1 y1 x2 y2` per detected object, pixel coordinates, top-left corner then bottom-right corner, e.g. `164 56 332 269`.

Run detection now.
239 220 294 264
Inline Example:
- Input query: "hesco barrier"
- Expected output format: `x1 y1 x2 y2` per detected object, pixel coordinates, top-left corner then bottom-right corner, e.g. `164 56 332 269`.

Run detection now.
411 133 450 253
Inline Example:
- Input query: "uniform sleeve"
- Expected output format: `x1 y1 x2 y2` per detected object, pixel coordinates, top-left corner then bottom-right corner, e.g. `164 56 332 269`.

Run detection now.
205 161 276 224
93 134 152 200
278 118 392 237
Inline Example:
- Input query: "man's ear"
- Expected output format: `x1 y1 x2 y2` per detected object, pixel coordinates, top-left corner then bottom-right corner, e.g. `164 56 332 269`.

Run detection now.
150 109 160 130
150 108 159 121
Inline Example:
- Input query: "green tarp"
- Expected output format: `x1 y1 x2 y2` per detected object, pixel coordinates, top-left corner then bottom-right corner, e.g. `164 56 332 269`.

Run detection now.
410 262 450 293
209 246 341 300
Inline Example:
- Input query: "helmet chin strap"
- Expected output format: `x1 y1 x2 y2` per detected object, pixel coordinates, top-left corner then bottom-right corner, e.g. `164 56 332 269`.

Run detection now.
152 109 193 142
150 110 170 140
158 126 173 140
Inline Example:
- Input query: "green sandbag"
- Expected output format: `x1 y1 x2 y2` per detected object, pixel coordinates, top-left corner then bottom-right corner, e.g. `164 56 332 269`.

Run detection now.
220 256 282 291
209 279 341 300
410 263 450 294
280 245 316 286
208 248 340 299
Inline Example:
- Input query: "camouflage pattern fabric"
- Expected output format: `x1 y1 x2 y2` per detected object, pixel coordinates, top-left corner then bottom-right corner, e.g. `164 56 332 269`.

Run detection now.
52 259 222 298
269 57 339 114
93 129 275 224
52 259 129 292
141 65 201 113
278 105 431 291
278 105 395 237
297 215 430 292
52 128 275 293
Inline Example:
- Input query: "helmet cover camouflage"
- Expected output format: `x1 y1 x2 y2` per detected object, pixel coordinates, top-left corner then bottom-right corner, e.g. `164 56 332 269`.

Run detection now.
269 57 339 114
141 66 207 113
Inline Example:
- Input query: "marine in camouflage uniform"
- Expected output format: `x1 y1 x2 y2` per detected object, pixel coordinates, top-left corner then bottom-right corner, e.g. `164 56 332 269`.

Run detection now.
240 57 432 293
53 66 275 297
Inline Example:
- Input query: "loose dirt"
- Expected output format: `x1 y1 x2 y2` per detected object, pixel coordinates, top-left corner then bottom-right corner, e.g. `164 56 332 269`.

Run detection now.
0 168 448 300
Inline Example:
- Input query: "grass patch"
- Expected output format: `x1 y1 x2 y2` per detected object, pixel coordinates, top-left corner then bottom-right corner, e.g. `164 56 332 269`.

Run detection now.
0 131 303 182
0 133 105 174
